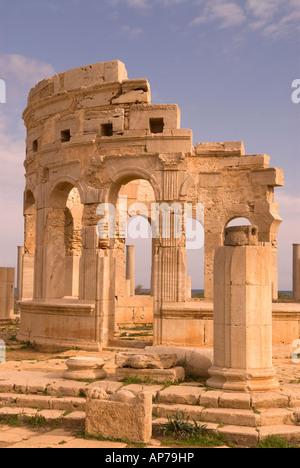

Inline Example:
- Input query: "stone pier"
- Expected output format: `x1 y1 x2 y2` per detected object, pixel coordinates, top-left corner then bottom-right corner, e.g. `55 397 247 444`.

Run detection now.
293 244 300 301
0 268 15 322
207 226 279 392
17 246 24 304
126 245 135 297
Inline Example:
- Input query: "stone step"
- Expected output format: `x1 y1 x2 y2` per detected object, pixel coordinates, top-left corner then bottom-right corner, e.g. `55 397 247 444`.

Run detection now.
153 403 298 428
156 386 300 410
0 393 86 412
0 407 85 431
0 378 122 399
152 418 300 447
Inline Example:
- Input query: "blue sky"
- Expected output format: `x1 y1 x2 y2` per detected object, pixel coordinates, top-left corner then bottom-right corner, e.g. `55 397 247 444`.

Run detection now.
0 0 299 290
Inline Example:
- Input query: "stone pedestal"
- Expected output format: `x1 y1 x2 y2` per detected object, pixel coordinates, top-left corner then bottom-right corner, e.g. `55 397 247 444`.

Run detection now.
293 244 300 301
63 357 107 380
126 245 135 297
115 352 185 383
0 268 15 321
207 226 279 392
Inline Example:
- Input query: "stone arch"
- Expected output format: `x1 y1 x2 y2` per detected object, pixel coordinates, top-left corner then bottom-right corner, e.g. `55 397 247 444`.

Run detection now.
226 216 252 227
45 181 84 299
49 177 83 208
179 173 195 199
24 190 36 255
107 166 161 205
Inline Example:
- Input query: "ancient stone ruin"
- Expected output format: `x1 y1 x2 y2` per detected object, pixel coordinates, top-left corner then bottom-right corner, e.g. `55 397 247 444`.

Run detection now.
0 60 300 448
17 60 286 351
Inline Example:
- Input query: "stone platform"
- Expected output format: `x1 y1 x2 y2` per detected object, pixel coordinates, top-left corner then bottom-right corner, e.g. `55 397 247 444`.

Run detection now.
0 366 299 447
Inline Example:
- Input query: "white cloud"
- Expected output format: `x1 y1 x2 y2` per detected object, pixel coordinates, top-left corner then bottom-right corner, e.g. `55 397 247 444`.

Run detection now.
126 0 148 8
0 55 55 270
246 0 300 39
0 54 55 87
190 1 246 29
120 25 144 39
246 0 282 21
190 0 300 40
109 0 187 9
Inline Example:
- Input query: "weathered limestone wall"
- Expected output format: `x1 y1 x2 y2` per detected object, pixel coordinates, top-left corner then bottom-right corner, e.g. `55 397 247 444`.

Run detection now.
18 60 284 349
115 295 153 326
0 268 15 322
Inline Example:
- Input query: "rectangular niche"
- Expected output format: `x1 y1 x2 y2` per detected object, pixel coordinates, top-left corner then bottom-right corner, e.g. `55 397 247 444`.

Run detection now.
149 118 164 134
61 129 71 143
32 139 38 153
100 123 113 137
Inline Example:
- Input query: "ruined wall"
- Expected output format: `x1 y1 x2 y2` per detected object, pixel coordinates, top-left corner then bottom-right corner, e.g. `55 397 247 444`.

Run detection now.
18 60 284 349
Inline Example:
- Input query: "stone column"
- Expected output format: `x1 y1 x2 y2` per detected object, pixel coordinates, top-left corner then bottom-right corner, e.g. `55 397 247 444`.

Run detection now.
17 246 24 303
293 244 300 301
187 276 192 299
0 268 15 321
126 245 135 297
207 226 279 392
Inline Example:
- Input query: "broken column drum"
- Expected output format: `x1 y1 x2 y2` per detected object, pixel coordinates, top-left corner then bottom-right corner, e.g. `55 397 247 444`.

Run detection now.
18 60 284 349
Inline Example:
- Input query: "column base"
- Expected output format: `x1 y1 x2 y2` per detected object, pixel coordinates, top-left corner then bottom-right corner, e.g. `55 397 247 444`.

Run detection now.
207 366 280 393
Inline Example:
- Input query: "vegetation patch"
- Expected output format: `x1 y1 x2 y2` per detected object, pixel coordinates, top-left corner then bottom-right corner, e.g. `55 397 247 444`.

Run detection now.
158 410 227 448
256 435 299 449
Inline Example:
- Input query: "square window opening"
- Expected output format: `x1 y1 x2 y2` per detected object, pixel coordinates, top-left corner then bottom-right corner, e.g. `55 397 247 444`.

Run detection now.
150 118 164 134
61 129 71 143
101 123 113 137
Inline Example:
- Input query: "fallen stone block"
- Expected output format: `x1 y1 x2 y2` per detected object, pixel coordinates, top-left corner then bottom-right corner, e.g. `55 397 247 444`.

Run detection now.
115 353 178 370
115 366 185 383
85 390 152 444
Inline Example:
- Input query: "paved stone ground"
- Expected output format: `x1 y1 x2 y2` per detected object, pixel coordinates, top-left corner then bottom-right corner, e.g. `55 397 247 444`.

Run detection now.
0 426 170 449
0 324 299 448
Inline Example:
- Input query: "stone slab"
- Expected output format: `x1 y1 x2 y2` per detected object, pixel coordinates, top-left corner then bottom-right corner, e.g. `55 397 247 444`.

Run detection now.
217 425 259 447
115 353 178 370
122 384 163 399
115 366 185 383
157 386 204 405
145 346 213 378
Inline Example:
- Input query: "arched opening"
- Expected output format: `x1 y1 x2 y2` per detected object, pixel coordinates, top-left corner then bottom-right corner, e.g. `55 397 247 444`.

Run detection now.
113 179 155 344
45 183 83 300
126 215 153 295
226 217 252 228
24 191 36 255
65 187 84 298
186 218 205 299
